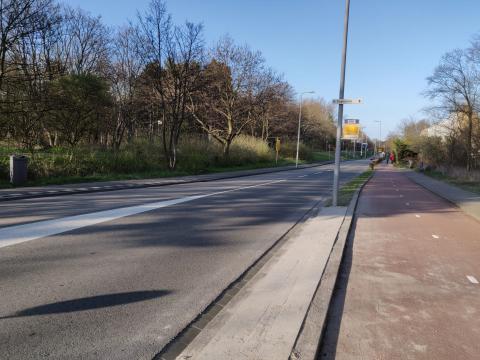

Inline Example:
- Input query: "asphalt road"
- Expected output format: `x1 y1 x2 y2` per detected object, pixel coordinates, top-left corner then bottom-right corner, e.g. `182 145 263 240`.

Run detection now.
320 165 480 359
0 160 367 360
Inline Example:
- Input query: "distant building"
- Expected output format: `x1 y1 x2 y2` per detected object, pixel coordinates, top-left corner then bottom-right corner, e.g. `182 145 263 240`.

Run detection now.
420 114 466 140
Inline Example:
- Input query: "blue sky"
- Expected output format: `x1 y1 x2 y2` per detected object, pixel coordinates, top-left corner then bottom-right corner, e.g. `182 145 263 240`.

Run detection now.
64 0 480 140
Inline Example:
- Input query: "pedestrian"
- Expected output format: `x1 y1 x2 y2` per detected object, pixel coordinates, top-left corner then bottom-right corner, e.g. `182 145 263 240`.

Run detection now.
386 152 390 164
389 152 395 165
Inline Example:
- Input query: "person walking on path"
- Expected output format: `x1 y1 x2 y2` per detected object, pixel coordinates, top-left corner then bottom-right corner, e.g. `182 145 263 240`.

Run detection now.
386 152 390 164
389 152 395 165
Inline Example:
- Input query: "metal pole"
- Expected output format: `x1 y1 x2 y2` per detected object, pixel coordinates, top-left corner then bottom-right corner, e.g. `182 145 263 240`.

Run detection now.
333 0 351 206
295 94 303 168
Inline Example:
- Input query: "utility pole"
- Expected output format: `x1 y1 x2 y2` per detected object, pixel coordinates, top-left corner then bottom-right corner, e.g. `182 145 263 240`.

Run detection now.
374 119 382 155
296 91 315 168
333 0 351 207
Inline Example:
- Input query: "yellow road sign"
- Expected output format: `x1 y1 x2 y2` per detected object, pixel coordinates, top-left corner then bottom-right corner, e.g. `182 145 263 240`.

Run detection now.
342 124 360 140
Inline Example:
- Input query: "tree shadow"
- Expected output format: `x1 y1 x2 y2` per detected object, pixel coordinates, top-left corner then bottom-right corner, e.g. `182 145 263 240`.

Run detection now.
1 290 172 319
317 217 357 359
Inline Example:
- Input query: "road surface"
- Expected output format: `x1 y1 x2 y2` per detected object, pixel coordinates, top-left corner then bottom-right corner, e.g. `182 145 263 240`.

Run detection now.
0 160 367 360
320 165 480 359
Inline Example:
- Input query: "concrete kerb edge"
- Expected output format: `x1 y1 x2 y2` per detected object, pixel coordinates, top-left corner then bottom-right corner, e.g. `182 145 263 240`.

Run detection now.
152 197 326 360
289 172 374 360
0 161 334 203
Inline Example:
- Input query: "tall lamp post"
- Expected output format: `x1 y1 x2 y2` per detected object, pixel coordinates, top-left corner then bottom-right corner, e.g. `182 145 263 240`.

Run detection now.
360 126 366 157
296 91 315 168
374 119 382 155
333 0 351 207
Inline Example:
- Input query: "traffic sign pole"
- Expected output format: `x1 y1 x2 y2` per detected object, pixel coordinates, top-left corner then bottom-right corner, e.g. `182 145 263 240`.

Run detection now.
333 0 351 207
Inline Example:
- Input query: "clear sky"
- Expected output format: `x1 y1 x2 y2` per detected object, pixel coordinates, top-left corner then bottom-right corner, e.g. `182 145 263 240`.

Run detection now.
64 0 480 140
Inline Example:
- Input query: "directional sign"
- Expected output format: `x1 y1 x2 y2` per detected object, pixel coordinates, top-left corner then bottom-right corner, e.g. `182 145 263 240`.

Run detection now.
333 98 362 105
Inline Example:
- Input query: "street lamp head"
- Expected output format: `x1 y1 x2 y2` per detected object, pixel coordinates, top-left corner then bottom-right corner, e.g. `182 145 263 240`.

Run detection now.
300 91 315 96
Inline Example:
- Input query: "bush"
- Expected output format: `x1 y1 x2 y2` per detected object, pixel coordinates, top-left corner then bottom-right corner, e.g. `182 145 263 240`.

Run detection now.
278 140 315 161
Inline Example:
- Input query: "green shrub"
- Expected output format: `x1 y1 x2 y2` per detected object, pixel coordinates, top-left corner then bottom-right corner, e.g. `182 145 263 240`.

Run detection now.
278 140 315 161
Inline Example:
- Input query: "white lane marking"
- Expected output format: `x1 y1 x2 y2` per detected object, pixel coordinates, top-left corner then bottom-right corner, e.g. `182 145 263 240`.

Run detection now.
405 202 410 206
467 276 479 284
415 214 421 218
298 175 308 178
0 179 286 249
432 235 440 239
399 194 404 198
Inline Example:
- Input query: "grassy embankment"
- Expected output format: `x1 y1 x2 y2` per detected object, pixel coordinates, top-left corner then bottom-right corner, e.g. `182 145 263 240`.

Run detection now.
422 168 480 195
0 136 338 188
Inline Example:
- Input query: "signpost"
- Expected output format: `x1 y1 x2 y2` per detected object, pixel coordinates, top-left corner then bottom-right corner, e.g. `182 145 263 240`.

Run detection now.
333 98 362 105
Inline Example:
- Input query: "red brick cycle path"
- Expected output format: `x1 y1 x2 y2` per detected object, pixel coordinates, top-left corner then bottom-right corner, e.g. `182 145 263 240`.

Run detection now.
320 165 480 360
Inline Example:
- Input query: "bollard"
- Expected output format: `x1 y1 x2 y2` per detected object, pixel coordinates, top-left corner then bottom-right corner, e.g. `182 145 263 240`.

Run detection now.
10 155 28 185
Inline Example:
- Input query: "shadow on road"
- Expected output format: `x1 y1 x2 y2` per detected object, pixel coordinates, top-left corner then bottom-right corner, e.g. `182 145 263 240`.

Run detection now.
1 290 171 319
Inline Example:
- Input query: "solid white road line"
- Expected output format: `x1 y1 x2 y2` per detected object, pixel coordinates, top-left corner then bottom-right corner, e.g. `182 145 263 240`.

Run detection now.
0 179 286 249
467 275 479 284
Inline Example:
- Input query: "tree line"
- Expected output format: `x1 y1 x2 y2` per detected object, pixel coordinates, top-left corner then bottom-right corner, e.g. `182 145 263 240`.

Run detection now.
387 34 480 173
0 0 336 170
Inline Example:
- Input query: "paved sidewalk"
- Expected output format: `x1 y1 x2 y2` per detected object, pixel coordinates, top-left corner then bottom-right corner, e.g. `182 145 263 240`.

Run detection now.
321 166 480 360
0 161 332 202
405 169 480 221
174 207 348 360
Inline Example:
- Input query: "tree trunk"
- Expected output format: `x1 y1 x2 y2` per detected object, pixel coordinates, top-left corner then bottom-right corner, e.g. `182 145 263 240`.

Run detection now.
467 112 473 172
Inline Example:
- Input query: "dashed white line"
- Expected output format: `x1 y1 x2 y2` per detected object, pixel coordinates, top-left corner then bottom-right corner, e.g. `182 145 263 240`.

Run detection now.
415 214 421 218
298 175 308 178
467 276 479 284
432 235 440 239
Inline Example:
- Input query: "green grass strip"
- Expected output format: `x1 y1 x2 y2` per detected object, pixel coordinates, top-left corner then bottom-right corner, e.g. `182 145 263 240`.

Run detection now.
326 169 374 207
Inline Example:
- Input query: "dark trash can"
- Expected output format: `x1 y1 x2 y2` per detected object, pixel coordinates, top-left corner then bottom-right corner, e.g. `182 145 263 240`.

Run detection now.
10 155 28 185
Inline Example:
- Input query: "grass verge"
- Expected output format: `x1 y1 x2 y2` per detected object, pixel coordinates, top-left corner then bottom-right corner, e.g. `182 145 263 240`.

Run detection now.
326 169 374 207
422 170 480 195
0 157 327 189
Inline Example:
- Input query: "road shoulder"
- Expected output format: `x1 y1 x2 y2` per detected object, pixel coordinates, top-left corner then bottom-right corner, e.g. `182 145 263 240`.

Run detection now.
0 161 332 202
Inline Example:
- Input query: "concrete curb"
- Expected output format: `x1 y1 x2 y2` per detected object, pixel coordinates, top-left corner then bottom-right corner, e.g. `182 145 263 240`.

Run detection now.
153 198 326 360
0 161 333 203
403 169 480 223
289 172 373 360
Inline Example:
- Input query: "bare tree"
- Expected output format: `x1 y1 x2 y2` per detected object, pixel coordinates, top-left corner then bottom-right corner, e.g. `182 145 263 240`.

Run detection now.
109 25 142 149
425 49 480 171
60 6 110 76
136 0 203 169
0 0 53 90
188 36 267 156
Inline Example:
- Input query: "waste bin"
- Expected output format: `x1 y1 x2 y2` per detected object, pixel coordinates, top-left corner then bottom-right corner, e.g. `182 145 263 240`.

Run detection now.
10 155 28 185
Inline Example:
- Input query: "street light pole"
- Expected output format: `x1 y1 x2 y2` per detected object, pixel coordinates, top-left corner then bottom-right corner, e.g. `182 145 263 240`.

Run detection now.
296 91 315 168
333 0 351 207
374 119 382 155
